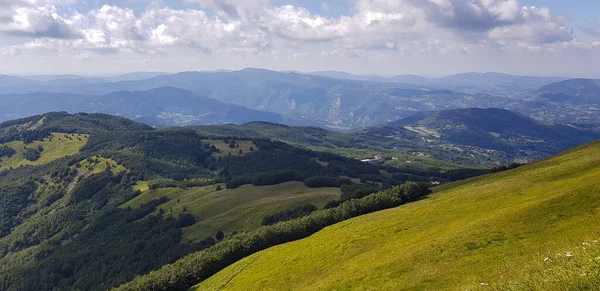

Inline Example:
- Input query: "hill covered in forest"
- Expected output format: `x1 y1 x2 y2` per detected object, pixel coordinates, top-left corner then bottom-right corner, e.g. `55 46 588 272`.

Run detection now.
0 112 498 291
366 108 599 163
191 108 600 166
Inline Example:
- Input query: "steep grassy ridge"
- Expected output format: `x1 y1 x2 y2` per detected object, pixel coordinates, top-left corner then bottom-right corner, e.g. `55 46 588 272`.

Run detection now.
195 141 600 290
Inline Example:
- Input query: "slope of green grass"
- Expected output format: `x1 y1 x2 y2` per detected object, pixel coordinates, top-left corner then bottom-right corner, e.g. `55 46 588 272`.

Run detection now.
0 133 88 170
195 141 600 290
121 182 340 244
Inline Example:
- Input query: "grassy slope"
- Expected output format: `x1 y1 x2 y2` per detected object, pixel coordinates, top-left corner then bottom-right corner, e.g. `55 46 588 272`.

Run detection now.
195 141 600 290
121 182 340 244
0 133 88 170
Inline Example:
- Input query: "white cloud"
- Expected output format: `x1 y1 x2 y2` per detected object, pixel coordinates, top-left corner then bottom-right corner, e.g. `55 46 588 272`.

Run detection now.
0 0 596 75
0 0 81 38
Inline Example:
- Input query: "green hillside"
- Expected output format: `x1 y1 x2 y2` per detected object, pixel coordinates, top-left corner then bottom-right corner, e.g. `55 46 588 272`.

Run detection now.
4 112 458 291
121 182 340 243
0 133 88 170
194 141 600 290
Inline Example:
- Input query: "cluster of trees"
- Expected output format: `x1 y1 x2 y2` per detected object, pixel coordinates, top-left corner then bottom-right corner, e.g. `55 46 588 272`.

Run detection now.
147 178 214 190
379 163 524 184
226 170 305 189
217 139 389 190
23 148 41 161
0 146 16 158
0 182 37 238
114 182 432 291
0 167 212 291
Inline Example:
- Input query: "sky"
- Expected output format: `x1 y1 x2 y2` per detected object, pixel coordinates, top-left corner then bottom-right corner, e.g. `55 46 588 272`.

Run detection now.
0 0 600 77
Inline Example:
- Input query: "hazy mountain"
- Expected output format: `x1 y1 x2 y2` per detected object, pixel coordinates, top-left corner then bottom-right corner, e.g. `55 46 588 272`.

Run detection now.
430 72 567 94
307 71 567 94
538 78 600 104
96 87 284 126
388 74 430 84
366 108 599 162
20 74 95 81
0 69 585 128
103 72 170 82
0 75 36 87
309 71 388 82
16 68 516 129
0 87 284 126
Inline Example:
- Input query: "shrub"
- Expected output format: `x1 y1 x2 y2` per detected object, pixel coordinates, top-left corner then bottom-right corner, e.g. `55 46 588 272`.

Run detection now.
0 146 16 158
23 148 41 161
175 213 197 228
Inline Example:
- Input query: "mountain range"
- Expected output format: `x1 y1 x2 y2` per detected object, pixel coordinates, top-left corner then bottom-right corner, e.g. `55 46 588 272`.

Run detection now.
310 71 567 95
0 69 599 128
0 87 283 126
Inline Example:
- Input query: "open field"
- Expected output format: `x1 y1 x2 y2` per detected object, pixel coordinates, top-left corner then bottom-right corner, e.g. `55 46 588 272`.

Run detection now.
195 141 600 290
121 181 341 244
202 139 257 157
0 133 88 170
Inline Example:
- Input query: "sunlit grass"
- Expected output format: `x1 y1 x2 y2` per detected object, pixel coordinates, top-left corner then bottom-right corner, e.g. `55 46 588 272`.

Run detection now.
194 141 600 291
0 133 88 170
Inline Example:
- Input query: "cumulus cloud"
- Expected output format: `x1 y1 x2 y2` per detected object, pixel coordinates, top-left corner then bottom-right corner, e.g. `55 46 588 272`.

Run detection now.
0 0 81 38
0 0 584 59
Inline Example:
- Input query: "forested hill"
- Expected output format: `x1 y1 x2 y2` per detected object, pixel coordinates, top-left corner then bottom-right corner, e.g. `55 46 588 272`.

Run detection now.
0 112 499 291
365 108 600 163
191 108 600 166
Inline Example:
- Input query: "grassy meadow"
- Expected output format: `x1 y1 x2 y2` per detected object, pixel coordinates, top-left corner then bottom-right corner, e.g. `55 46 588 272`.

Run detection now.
121 181 340 244
194 141 600 290
0 133 88 170
202 139 257 157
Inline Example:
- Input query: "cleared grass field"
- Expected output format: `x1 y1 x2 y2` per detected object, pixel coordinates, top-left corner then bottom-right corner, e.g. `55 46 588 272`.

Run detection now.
202 139 257 157
121 181 341 244
0 133 88 170
195 141 600 290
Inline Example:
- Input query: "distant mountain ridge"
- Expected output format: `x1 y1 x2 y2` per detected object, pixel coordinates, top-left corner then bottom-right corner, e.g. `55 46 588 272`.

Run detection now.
366 108 599 162
0 68 597 128
0 87 284 126
309 71 567 94
538 78 600 104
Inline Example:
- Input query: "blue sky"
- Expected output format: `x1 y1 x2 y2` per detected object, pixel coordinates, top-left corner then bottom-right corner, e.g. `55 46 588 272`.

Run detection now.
1 0 600 77
522 0 599 24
